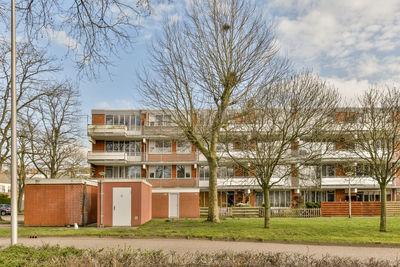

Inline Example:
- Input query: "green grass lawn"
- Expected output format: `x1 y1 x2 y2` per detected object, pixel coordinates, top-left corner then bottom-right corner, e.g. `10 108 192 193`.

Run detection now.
0 217 399 245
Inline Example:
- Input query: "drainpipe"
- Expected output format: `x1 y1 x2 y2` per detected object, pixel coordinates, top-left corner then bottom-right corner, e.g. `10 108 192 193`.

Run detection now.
100 180 104 228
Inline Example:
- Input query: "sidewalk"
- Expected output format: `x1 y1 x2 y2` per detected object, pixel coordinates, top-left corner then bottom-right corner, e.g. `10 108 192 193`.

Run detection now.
0 237 399 262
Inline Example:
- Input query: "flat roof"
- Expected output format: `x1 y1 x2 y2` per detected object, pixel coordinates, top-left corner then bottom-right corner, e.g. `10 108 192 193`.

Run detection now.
26 179 98 187
97 178 152 187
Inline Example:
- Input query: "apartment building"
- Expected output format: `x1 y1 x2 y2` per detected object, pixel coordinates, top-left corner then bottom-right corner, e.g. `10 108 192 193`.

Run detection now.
88 109 400 218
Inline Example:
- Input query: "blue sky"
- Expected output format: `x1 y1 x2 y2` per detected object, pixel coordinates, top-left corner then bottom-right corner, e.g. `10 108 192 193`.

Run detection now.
44 0 400 118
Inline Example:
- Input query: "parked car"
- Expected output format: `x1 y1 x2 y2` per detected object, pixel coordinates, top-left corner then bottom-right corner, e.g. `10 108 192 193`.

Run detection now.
0 204 11 216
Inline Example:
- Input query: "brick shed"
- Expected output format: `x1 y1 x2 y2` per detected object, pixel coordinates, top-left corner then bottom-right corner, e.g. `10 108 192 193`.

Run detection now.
97 179 152 227
24 179 98 226
152 188 200 218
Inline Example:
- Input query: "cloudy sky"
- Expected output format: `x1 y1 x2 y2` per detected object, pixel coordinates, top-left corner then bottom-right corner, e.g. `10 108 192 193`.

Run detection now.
47 0 400 116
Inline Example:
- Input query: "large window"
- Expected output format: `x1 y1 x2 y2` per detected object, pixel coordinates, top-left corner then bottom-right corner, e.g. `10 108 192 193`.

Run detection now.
316 164 335 178
356 164 371 176
149 140 172 154
269 191 291 207
199 165 209 180
217 166 234 178
177 165 191 179
105 141 141 155
105 114 141 130
149 166 172 179
150 114 172 126
105 166 141 178
301 190 334 202
177 141 191 153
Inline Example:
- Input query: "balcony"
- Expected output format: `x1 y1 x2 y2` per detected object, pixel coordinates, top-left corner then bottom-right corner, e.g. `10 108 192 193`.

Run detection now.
88 124 142 139
143 125 180 136
87 151 126 164
320 176 382 187
88 151 198 164
199 176 290 188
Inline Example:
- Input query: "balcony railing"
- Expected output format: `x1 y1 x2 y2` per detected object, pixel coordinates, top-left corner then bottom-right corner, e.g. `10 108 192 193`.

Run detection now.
88 151 199 163
88 124 142 137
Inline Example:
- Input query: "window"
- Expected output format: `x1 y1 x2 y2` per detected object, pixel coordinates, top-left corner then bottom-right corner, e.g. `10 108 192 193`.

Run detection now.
105 141 141 155
151 114 172 126
317 164 335 177
149 166 172 179
177 165 191 179
103 114 141 130
149 140 172 154
105 166 142 178
218 166 234 178
301 191 332 202
356 164 370 176
269 191 291 207
177 141 191 153
199 165 209 180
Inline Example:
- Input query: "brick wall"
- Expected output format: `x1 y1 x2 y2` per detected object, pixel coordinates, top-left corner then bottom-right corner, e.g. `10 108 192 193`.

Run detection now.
179 193 200 218
92 140 105 151
92 114 105 125
24 184 97 226
152 193 169 218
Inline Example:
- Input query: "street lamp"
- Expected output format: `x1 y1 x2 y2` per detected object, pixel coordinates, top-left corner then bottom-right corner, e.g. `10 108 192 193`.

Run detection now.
345 163 357 219
11 0 18 245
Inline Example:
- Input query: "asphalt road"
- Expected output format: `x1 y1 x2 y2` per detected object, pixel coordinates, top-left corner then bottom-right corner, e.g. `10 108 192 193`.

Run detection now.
0 237 399 262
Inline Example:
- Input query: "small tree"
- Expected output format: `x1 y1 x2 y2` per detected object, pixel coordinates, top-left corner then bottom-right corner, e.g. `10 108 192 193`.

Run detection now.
139 0 288 222
223 74 340 228
346 86 400 232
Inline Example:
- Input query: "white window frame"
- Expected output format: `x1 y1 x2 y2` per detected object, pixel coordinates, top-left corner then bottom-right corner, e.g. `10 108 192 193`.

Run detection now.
149 165 172 179
177 165 191 179
149 140 172 154
177 141 191 154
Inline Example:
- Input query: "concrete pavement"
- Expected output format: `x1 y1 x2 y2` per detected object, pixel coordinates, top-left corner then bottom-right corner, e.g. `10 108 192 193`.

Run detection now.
0 237 399 262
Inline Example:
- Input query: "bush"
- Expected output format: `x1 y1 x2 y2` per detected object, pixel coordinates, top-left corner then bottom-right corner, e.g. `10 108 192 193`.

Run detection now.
0 194 10 205
0 245 397 266
305 202 321 208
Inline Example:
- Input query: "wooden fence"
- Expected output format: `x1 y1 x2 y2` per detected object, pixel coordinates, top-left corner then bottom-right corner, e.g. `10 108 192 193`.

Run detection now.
321 201 400 217
200 207 321 218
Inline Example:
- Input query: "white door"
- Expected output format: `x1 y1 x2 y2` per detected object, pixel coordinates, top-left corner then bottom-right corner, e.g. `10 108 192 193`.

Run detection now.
169 193 179 218
113 187 131 226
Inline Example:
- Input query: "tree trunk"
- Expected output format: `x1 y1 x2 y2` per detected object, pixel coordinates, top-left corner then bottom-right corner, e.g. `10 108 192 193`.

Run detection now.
263 187 271 228
17 188 24 213
380 184 387 232
207 158 220 223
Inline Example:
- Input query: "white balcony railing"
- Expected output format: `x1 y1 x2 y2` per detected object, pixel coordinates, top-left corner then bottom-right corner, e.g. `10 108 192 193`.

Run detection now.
88 124 142 136
320 176 381 187
87 151 126 162
88 151 199 163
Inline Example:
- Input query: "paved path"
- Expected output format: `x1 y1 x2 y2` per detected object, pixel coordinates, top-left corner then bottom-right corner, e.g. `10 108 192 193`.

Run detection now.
0 237 399 262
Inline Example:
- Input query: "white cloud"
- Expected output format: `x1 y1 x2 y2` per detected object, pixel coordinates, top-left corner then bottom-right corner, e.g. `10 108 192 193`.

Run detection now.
45 27 80 51
95 101 111 108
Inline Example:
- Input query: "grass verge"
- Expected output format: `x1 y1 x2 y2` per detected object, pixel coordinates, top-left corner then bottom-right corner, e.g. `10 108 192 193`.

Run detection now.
0 217 399 245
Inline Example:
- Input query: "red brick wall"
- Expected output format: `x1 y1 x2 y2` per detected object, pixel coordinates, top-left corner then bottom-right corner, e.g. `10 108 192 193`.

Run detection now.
93 166 105 178
179 193 200 217
24 184 97 226
148 179 196 188
152 193 169 218
92 140 105 151
92 114 105 125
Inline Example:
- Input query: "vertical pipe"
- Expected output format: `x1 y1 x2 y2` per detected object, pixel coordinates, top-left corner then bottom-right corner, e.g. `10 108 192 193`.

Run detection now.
100 180 104 227
11 0 18 245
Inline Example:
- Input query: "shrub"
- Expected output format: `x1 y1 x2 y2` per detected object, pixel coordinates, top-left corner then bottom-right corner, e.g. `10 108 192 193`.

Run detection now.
0 194 10 205
305 202 321 208
0 245 397 266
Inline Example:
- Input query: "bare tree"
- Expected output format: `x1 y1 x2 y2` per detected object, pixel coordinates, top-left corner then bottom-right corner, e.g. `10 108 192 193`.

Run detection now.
222 74 340 228
27 82 82 178
346 86 400 232
0 0 154 76
139 0 288 222
0 38 60 172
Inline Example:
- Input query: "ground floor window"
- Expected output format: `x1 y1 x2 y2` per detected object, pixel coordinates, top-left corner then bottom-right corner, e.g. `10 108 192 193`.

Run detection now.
270 191 291 208
105 165 141 178
357 190 391 202
301 190 335 203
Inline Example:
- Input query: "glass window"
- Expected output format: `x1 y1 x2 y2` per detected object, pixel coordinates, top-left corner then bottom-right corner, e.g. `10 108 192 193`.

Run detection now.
327 191 335 202
136 115 141 126
106 141 113 152
177 165 191 179
164 141 172 153
130 115 135 129
119 142 124 152
155 141 163 153
155 166 163 178
119 115 125 126
149 166 172 179
177 141 191 153
113 142 119 152
156 115 163 126
106 115 113 125
105 166 113 178
113 115 118 125
164 166 172 178
199 166 209 180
